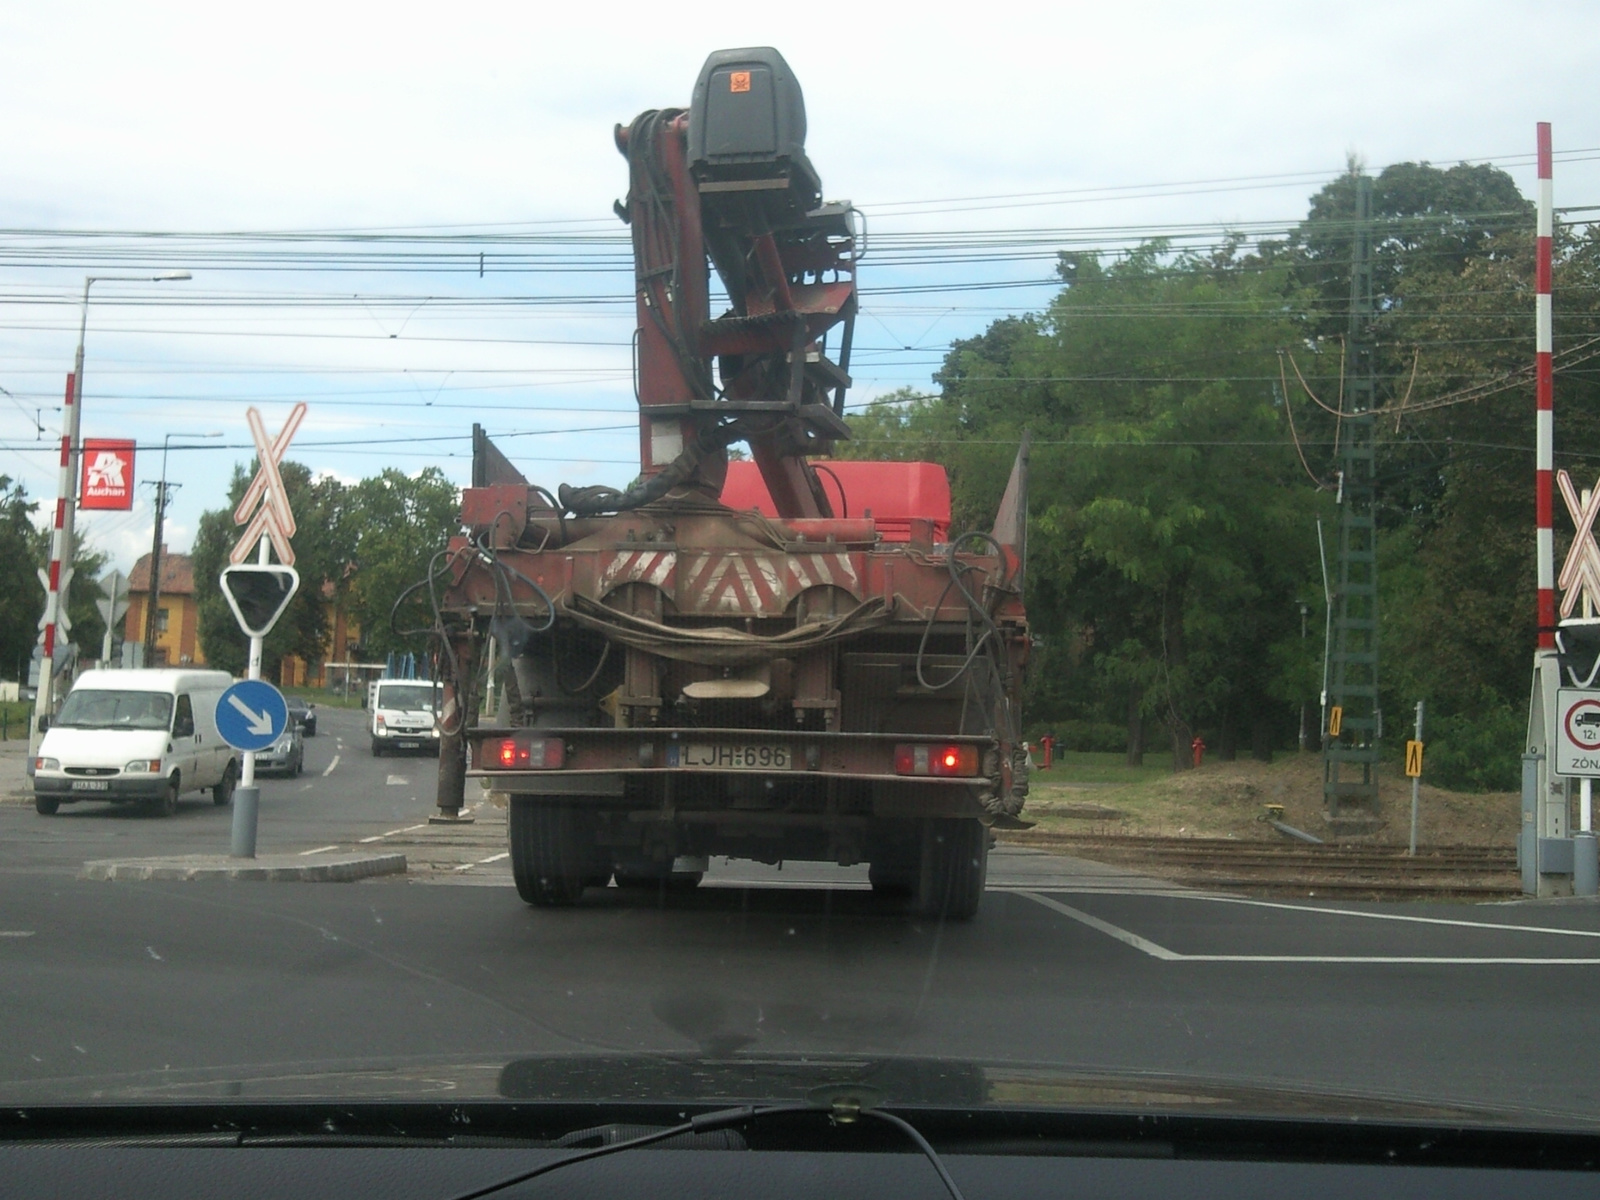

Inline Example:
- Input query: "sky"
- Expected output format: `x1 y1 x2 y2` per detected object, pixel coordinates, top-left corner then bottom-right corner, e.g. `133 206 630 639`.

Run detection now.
0 0 1596 580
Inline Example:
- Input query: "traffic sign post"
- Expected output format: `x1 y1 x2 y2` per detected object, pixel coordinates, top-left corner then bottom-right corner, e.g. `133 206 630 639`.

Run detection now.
216 680 290 753
95 569 129 665
224 403 306 858
1554 687 1600 896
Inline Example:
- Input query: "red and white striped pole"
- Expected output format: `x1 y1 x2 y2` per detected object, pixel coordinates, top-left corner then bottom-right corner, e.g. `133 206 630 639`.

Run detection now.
32 368 81 755
1537 121 1556 650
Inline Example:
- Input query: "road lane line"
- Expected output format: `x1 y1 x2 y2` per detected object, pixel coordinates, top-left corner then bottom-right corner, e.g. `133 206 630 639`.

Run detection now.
360 823 428 844
322 755 340 777
1016 891 1182 959
298 845 340 856
478 852 508 864
1010 891 1600 965
1170 893 1600 939
1 931 35 938
386 775 409 786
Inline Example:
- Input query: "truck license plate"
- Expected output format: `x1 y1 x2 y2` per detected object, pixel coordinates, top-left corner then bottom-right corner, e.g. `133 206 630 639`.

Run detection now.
681 743 791 770
70 780 109 791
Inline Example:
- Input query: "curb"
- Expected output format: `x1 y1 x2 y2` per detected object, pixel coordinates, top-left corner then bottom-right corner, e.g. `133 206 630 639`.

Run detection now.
79 853 406 883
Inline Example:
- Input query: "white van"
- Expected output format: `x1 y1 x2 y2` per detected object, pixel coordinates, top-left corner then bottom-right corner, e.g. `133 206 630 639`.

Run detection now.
369 678 441 756
33 669 239 817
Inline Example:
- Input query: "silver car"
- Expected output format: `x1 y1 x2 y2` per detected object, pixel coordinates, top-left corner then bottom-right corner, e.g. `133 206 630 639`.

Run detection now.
255 725 304 777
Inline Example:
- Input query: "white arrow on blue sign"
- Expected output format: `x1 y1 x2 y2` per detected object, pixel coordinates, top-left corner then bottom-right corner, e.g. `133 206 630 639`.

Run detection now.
215 680 289 752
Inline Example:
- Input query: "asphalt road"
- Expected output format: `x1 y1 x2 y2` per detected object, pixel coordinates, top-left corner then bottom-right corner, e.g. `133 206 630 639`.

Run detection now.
4 703 1600 1126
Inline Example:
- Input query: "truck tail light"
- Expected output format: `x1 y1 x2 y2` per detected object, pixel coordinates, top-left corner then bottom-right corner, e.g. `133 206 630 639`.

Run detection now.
487 737 565 770
894 743 979 777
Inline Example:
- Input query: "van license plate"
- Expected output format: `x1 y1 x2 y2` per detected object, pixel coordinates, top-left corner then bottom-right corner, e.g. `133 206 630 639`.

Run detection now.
71 780 109 791
681 743 791 770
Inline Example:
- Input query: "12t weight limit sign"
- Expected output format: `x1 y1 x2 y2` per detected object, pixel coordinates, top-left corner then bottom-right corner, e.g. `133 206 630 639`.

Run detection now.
1556 689 1600 777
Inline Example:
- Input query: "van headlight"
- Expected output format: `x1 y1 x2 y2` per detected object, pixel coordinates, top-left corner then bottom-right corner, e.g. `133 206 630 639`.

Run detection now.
124 760 162 773
35 757 59 771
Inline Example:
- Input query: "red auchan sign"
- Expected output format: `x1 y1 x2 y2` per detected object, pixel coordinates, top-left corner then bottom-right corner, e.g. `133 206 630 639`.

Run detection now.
79 439 136 511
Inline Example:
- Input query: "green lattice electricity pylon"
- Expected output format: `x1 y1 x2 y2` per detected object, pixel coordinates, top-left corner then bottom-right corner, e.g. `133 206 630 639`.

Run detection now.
1324 172 1382 817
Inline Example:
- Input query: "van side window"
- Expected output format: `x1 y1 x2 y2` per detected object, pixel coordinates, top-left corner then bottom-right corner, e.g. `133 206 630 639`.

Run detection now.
173 695 195 738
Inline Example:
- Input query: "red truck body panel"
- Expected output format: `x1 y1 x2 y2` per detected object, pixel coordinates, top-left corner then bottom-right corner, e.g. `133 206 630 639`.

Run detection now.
719 461 952 544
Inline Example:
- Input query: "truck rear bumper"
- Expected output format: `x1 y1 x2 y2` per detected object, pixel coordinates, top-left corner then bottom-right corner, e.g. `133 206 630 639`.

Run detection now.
467 726 994 789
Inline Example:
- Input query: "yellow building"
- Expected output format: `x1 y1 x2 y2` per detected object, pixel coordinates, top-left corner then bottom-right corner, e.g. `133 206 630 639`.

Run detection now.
279 581 362 689
125 550 205 667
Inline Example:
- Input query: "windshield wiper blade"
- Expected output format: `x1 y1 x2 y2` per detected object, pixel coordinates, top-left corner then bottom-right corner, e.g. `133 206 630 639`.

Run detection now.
445 1101 967 1200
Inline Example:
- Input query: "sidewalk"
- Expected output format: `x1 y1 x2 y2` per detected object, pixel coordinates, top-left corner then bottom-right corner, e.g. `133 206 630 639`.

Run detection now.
0 737 31 803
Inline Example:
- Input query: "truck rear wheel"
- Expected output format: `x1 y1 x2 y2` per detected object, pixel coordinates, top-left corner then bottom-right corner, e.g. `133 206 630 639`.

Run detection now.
508 798 597 907
913 818 988 920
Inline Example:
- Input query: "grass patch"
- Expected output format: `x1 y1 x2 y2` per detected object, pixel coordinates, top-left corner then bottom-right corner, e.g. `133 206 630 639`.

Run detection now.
1021 752 1518 847
284 686 365 710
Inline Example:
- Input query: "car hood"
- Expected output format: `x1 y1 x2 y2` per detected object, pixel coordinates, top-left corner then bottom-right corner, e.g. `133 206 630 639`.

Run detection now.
1 1052 1579 1129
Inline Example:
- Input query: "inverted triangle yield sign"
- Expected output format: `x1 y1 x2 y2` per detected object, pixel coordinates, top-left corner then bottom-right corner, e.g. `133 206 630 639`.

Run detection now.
230 403 307 566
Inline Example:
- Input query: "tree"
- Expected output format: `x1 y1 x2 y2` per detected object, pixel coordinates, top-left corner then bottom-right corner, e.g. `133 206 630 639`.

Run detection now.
342 468 460 661
846 240 1325 768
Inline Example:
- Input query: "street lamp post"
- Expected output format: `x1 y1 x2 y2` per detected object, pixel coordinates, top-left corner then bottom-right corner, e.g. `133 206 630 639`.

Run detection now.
32 272 190 758
143 431 222 667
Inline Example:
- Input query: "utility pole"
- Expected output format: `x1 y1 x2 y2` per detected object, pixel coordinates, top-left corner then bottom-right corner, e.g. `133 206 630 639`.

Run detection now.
141 431 219 668
142 478 172 668
1298 601 1310 751
31 272 190 757
1323 172 1383 821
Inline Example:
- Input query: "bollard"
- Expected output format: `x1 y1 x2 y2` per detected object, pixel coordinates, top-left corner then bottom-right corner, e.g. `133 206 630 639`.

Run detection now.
230 786 260 858
1577 832 1599 898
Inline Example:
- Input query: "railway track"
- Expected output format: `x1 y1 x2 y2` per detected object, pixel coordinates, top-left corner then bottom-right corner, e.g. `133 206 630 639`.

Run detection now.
997 830 1520 900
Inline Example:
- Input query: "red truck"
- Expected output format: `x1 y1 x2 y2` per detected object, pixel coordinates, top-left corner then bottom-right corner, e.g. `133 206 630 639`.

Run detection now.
426 48 1029 918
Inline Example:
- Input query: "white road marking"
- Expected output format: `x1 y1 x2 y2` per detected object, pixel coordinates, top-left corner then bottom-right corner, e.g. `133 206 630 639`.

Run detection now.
359 823 427 844
1012 891 1600 965
386 775 409 786
145 946 162 961
1174 892 1600 939
1 931 35 938
322 755 340 777
453 851 511 873
298 845 339 856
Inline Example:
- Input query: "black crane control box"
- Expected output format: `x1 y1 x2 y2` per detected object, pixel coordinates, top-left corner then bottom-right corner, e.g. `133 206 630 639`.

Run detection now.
688 46 821 224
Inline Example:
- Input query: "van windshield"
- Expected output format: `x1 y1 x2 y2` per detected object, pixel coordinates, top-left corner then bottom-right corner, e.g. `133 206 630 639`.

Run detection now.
377 684 437 712
55 690 174 731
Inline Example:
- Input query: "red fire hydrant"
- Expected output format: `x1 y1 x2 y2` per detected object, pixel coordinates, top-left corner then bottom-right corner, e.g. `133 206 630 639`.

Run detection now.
1191 735 1206 768
1039 735 1055 770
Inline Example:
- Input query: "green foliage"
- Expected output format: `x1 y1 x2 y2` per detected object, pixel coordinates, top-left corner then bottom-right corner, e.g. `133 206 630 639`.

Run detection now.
0 477 106 678
0 478 41 679
846 160 1581 783
343 467 460 660
192 462 458 676
1422 691 1524 793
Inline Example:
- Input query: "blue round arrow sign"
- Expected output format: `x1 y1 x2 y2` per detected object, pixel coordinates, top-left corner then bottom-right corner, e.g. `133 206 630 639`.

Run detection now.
215 680 289 752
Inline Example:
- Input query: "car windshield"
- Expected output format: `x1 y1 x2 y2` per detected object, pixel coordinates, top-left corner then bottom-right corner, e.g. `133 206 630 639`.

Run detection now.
377 685 436 711
53 690 172 731
8 21 1600 1155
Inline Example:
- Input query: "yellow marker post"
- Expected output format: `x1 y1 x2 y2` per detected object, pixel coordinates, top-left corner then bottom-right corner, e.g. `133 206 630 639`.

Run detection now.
1405 740 1424 778
1327 706 1343 738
